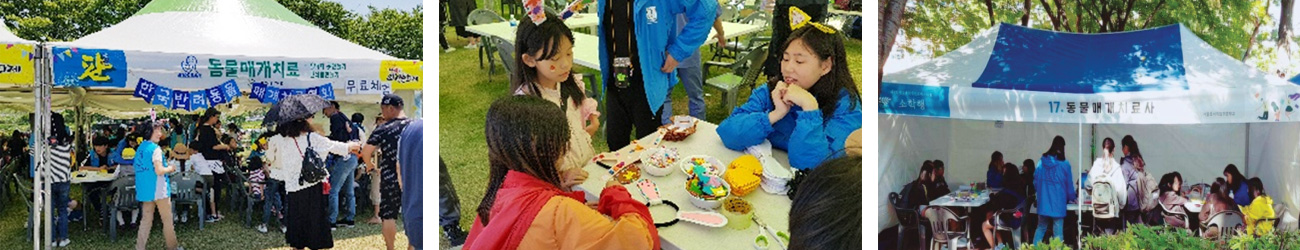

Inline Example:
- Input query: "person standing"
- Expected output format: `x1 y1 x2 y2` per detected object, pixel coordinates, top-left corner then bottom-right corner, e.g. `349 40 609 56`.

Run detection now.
597 0 718 150
191 108 231 222
763 0 827 78
446 0 482 49
398 120 423 250
323 101 360 230
661 7 726 123
364 114 388 225
46 113 74 247
133 120 181 250
267 116 362 250
361 94 412 250
1033 136 1075 245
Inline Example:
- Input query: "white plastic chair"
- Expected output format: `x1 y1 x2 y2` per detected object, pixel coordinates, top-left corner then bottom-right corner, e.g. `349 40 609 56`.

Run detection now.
1203 210 1245 240
923 206 969 250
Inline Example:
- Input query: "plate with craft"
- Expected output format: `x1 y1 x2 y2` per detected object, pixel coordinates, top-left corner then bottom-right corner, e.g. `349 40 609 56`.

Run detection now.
679 155 726 176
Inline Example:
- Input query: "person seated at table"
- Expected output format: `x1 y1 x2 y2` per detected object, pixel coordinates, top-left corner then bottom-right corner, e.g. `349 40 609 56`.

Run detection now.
1224 164 1253 207
1157 171 1191 229
1033 136 1075 245
788 156 861 250
464 96 658 249
901 161 934 210
73 137 116 222
1088 137 1127 211
982 163 1026 250
987 152 1005 189
1200 178 1238 238
716 12 863 170
1241 177 1275 236
111 130 141 168
930 160 951 200
509 12 598 191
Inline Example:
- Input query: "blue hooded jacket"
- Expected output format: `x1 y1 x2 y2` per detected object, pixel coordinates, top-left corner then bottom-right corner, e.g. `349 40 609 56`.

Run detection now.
1034 154 1077 218
597 0 717 115
716 85 862 169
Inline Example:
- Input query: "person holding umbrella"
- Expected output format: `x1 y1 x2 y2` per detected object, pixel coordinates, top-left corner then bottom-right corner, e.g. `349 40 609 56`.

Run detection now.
264 94 363 250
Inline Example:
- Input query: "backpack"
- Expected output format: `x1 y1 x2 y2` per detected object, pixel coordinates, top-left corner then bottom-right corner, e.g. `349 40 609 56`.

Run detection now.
1136 171 1159 212
293 134 328 185
1092 181 1118 218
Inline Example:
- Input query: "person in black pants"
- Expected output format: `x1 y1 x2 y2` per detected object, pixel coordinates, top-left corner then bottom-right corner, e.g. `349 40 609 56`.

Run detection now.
439 0 454 52
763 1 827 78
439 158 466 246
447 0 482 49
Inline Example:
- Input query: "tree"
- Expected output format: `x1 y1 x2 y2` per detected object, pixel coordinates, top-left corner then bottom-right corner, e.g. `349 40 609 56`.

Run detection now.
0 0 148 42
277 0 355 39
879 0 909 82
1279 0 1294 52
346 6 423 60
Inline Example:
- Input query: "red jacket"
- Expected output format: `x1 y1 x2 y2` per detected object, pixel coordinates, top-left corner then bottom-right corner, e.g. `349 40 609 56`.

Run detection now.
464 170 660 250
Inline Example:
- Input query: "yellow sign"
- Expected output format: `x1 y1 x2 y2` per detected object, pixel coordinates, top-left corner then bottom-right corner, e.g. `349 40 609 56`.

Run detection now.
381 60 423 90
0 43 35 85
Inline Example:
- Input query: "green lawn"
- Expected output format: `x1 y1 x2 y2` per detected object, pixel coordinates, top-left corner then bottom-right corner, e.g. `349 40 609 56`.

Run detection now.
437 23 860 249
0 184 409 249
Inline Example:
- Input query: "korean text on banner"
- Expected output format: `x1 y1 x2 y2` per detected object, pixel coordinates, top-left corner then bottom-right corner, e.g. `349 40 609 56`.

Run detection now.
52 47 128 88
0 44 35 84
381 60 422 90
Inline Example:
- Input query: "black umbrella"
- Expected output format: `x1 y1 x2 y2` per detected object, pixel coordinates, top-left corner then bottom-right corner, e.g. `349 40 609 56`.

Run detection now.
262 94 331 127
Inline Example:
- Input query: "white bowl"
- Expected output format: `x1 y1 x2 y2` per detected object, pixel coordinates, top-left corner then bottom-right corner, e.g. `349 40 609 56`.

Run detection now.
640 147 679 177
679 155 726 177
686 176 731 209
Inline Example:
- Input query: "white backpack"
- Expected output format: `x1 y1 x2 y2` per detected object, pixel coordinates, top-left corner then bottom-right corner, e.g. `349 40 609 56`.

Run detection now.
1092 181 1119 218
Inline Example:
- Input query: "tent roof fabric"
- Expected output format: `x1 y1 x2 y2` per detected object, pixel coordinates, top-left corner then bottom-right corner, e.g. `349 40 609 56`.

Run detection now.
881 23 1300 124
0 19 34 44
132 0 314 26
56 0 394 60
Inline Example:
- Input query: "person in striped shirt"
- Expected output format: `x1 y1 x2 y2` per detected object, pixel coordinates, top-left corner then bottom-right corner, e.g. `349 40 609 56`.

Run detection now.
46 113 74 247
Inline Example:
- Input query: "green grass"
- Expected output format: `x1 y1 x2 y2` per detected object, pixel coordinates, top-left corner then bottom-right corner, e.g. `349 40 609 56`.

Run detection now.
0 183 409 249
437 24 860 249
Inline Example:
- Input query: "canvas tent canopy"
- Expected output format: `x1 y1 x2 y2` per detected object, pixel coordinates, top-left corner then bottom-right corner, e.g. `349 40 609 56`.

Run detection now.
44 0 423 119
880 23 1300 232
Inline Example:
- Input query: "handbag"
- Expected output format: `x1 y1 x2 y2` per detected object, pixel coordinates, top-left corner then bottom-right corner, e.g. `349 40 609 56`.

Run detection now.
294 134 329 186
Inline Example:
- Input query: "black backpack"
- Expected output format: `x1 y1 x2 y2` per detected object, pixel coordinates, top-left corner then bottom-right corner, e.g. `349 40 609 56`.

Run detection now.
293 134 328 185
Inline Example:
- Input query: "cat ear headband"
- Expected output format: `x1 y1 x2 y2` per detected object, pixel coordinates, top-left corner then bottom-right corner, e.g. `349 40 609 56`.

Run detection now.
789 6 836 34
524 0 594 25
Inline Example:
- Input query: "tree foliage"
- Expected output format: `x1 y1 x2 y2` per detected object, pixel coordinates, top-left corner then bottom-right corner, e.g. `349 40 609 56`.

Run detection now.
0 0 421 60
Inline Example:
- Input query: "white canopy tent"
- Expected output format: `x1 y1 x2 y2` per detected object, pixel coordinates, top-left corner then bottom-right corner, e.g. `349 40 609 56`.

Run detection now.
45 0 422 119
880 23 1300 233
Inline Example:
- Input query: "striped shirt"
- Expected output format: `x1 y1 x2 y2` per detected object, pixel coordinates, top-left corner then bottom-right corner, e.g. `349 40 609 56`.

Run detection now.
46 143 73 183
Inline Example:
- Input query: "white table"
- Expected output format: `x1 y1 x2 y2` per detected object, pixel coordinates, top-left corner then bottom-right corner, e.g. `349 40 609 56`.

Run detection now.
71 170 117 184
928 191 991 208
467 21 767 70
577 122 792 250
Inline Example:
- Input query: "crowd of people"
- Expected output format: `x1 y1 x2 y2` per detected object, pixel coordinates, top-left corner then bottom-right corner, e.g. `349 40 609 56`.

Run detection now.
896 134 1286 249
4 93 425 250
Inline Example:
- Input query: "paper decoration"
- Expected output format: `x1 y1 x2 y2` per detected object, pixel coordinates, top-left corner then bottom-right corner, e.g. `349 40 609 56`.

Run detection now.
134 78 158 103
153 86 174 109
52 47 129 87
381 60 423 90
172 90 190 110
524 0 546 25
249 82 333 104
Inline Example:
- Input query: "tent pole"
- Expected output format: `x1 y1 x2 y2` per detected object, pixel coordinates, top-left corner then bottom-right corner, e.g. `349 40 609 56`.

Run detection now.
1078 122 1083 245
1245 123 1250 174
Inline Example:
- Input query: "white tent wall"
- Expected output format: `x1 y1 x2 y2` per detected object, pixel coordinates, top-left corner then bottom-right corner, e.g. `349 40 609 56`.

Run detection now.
1247 123 1300 219
879 115 951 230
1093 124 1247 186
879 115 1087 231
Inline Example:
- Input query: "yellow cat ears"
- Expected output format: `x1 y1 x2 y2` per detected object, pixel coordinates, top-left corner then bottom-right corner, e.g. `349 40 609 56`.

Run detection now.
789 6 836 34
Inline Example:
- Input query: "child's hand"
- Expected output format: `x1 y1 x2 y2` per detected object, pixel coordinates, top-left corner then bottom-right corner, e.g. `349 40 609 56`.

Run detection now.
605 179 622 188
769 82 791 124
561 167 589 190
783 84 820 111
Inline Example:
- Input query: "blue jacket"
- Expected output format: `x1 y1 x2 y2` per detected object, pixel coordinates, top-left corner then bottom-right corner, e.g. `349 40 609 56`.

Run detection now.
1233 182 1254 207
1034 155 1077 218
110 139 133 166
987 168 1004 189
597 0 717 114
717 85 862 169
